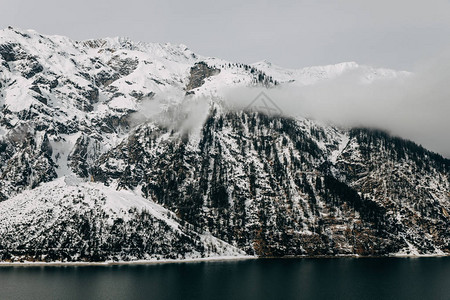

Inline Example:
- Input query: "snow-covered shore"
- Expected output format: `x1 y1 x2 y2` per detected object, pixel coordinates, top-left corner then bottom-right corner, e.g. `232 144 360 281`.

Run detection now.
0 255 255 267
2 253 450 267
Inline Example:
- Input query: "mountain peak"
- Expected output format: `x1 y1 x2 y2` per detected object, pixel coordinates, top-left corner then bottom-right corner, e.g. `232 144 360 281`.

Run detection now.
0 28 448 262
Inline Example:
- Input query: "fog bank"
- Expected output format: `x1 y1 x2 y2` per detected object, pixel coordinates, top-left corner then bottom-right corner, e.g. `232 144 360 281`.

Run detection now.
224 55 450 158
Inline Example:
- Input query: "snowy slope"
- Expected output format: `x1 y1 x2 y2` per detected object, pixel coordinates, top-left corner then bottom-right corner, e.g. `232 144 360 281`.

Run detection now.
0 27 409 200
0 176 246 262
0 27 448 261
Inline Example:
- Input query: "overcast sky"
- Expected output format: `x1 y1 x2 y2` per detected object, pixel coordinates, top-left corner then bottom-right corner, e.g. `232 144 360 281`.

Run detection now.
2 0 450 70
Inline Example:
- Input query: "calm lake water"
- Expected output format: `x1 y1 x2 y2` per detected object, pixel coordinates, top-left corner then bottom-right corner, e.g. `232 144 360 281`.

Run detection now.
1 257 449 300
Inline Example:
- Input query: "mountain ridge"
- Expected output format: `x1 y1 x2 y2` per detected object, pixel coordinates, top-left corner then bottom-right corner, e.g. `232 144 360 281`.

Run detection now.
0 27 448 262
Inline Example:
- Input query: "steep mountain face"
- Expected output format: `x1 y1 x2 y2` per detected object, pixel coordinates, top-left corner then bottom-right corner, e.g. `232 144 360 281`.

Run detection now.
333 129 449 254
0 177 245 262
185 61 221 92
0 28 448 262
93 109 449 256
0 124 56 201
0 27 278 200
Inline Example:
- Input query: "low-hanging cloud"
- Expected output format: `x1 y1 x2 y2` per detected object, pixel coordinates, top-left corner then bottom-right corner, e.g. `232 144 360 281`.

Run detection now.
130 94 211 140
223 54 450 158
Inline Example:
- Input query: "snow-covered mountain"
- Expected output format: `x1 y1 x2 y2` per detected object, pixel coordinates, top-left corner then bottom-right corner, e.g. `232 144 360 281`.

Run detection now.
0 27 448 262
251 60 410 85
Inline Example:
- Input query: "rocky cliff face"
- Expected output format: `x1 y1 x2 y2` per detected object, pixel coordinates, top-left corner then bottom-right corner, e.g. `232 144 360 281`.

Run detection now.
0 28 448 262
93 109 449 256
185 61 221 92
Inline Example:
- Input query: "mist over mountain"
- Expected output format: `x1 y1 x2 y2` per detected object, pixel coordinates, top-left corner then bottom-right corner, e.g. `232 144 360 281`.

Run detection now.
0 28 448 262
225 57 450 158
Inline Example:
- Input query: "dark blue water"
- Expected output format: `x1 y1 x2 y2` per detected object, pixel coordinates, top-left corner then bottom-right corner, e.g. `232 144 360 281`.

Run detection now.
1 258 449 300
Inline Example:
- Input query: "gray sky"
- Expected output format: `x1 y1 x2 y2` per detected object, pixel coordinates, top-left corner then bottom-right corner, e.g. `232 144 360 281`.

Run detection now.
2 0 450 70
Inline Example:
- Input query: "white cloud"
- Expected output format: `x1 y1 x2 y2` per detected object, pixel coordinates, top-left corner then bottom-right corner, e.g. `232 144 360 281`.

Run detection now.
223 54 450 157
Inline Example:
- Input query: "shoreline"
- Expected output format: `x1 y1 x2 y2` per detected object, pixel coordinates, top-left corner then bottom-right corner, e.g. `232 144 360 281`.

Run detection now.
0 253 449 267
0 255 256 267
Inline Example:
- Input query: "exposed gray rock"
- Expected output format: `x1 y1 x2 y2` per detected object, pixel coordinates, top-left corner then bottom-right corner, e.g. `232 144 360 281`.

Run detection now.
107 55 139 76
0 43 26 62
0 126 57 200
186 61 220 91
